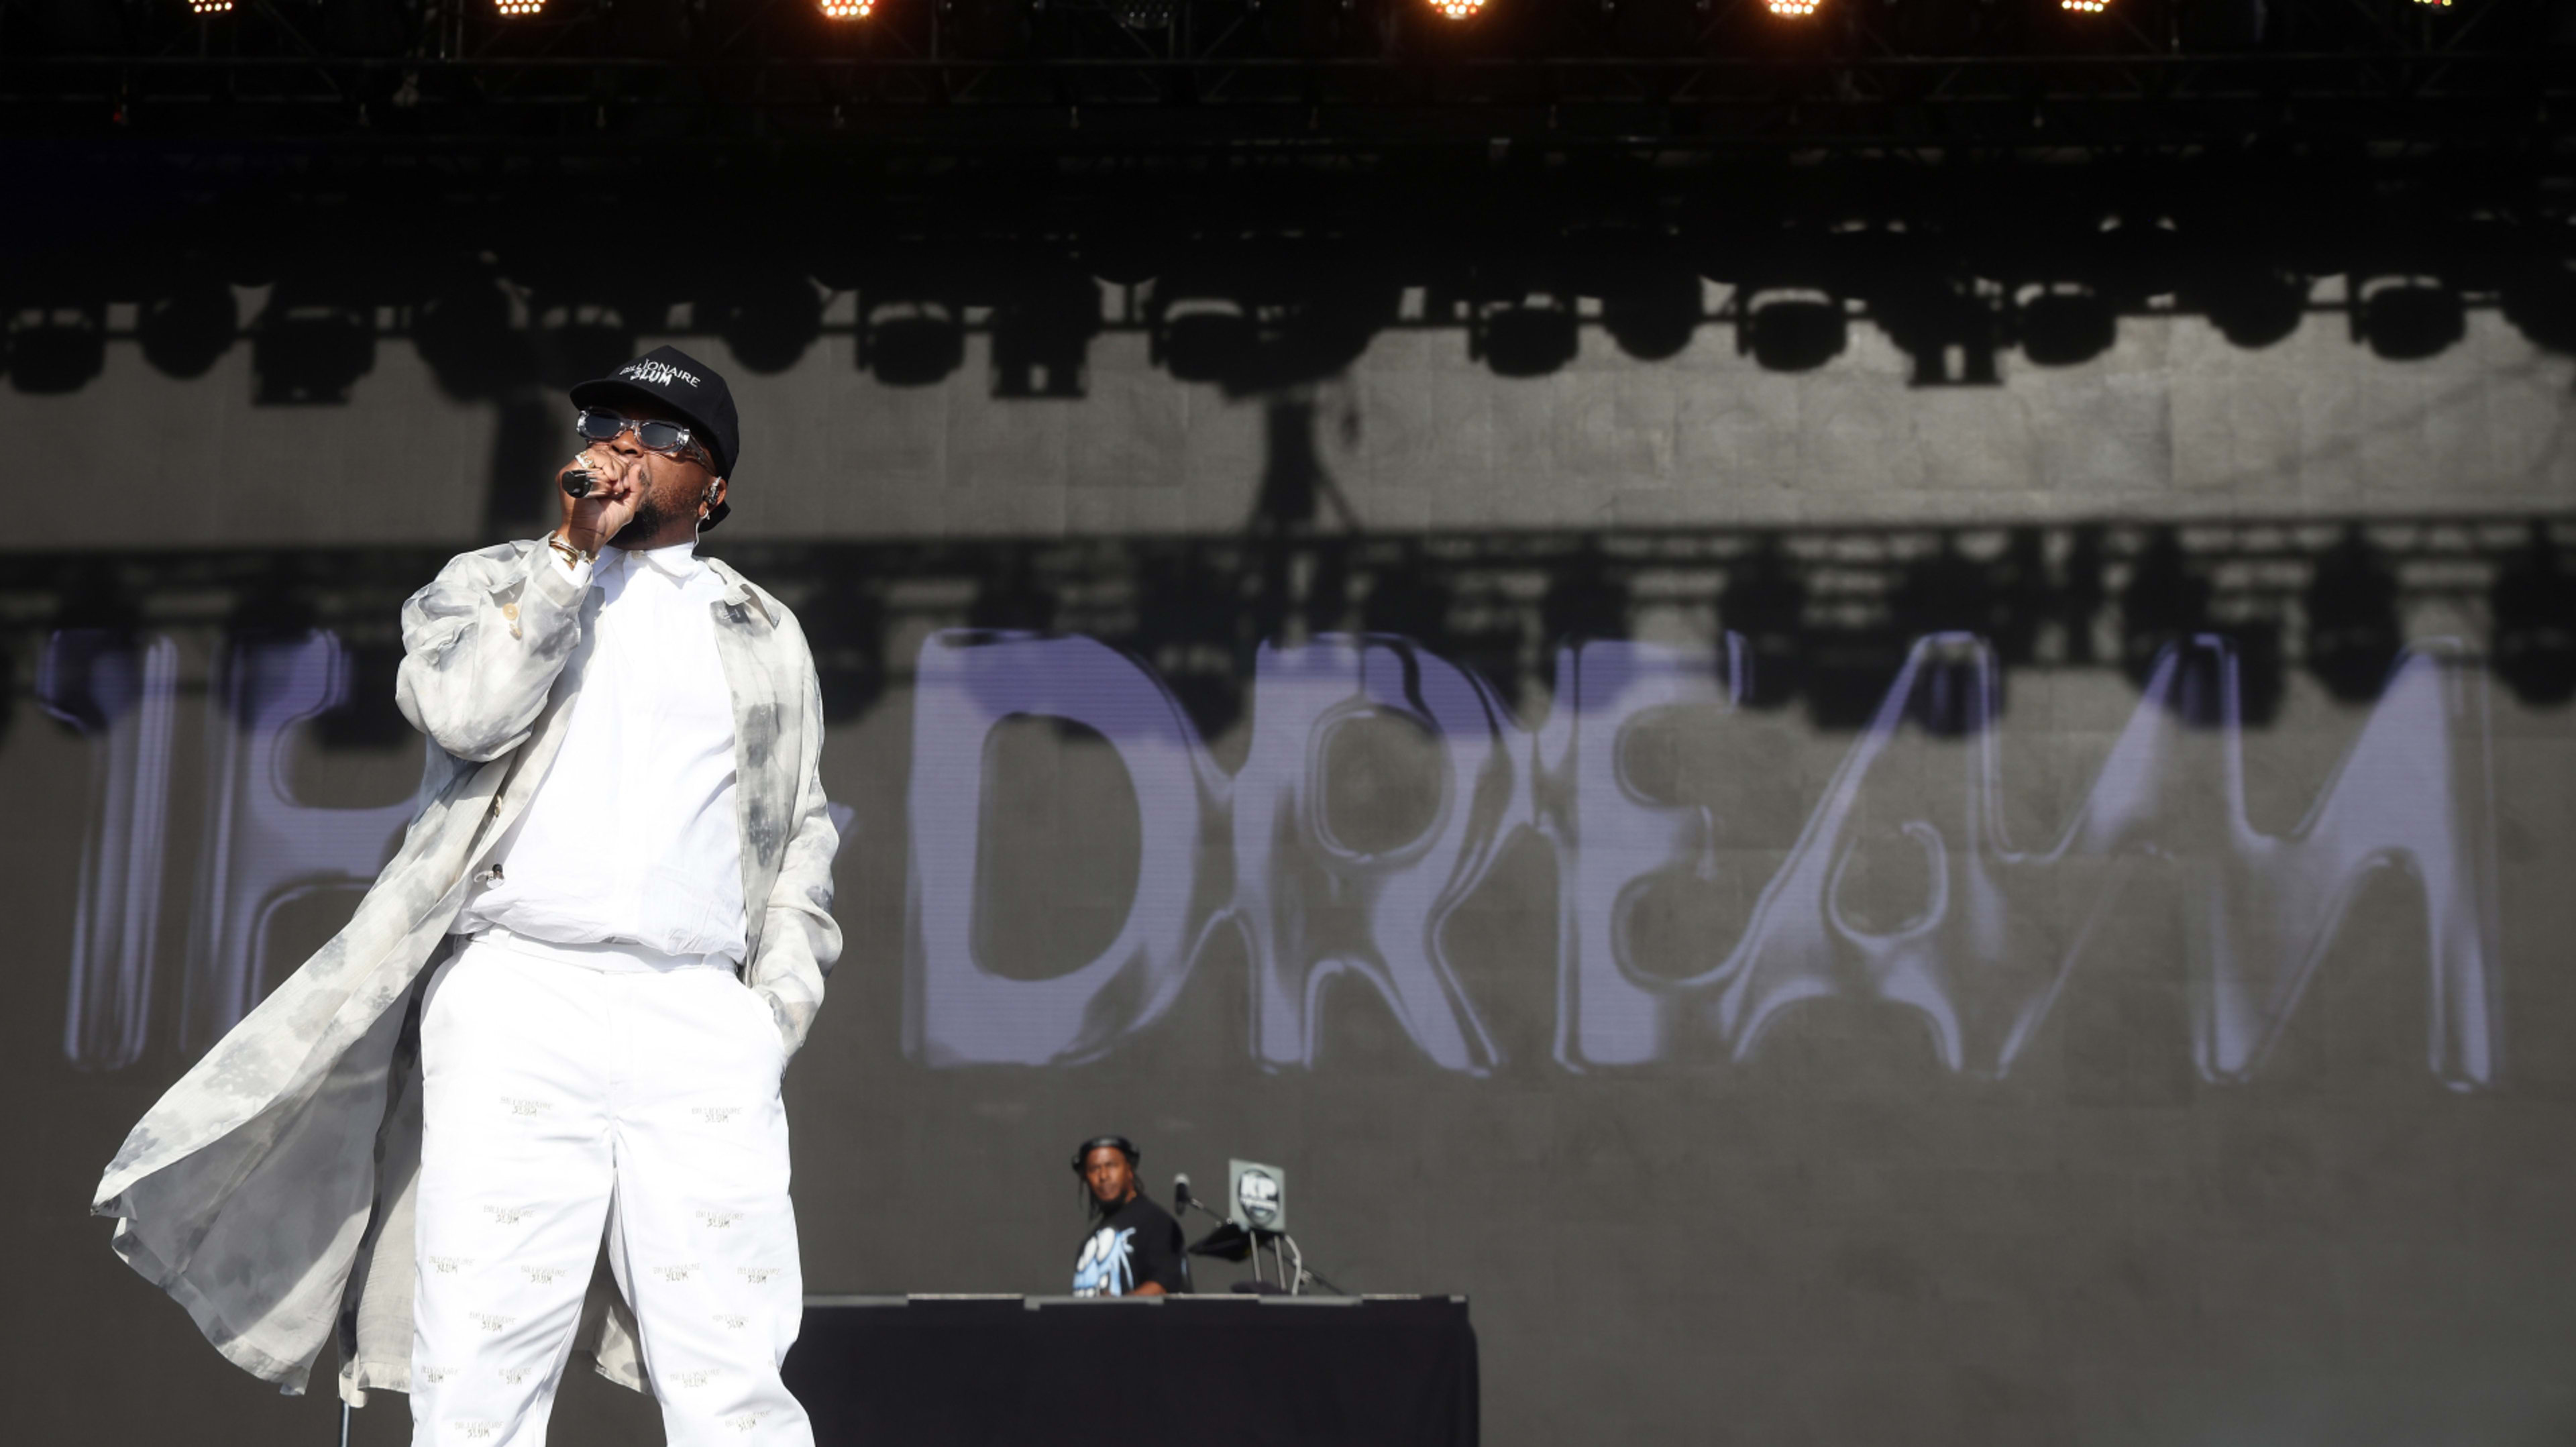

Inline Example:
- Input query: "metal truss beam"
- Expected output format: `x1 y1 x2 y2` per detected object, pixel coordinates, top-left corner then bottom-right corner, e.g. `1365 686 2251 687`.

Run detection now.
5 0 2575 151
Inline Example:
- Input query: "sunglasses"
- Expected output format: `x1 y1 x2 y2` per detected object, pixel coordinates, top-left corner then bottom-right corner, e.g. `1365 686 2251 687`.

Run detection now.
576 408 700 458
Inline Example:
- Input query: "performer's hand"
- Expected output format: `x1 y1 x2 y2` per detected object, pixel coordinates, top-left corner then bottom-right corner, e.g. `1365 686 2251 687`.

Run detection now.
556 444 645 555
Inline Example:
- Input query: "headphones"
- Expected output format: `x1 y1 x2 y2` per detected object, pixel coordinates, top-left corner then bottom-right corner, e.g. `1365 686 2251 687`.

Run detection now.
1070 1134 1140 1175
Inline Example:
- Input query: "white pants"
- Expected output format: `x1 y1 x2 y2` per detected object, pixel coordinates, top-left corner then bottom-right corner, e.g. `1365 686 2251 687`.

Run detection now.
412 934 810 1447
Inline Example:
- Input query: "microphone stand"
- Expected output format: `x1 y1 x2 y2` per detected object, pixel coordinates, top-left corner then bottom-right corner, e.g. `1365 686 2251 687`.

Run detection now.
1177 1180 1349 1295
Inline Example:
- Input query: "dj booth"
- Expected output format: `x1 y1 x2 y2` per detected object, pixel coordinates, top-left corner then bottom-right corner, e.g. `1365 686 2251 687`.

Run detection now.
784 1293 1479 1446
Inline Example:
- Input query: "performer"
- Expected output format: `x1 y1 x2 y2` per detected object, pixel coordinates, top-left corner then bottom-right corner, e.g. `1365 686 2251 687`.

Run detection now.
1070 1136 1191 1298
91 345 842 1447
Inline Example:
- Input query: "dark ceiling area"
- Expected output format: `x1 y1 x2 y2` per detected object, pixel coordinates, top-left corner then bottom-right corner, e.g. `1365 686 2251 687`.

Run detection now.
5 4 2574 459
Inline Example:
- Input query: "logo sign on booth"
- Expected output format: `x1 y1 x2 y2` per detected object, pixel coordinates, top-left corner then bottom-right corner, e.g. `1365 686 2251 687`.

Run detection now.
1230 1160 1286 1234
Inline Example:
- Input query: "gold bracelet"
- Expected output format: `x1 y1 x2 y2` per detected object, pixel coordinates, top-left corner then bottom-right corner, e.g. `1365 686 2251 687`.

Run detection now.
548 535 595 569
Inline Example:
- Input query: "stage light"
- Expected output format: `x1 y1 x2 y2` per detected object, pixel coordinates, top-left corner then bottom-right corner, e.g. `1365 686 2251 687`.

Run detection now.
139 274 240 380
2304 529 2402 704
494 0 544 14
2491 526 2576 706
1764 0 1819 15
1741 292 1845 372
189 0 233 13
2019 288 2116 366
1430 0 1485 18
9 306 107 395
2355 280 2464 361
1474 299 1577 378
707 270 824 374
993 268 1101 399
2060 0 2107 11
1260 274 1399 389
253 297 376 405
1719 538 1807 711
411 276 525 402
861 298 964 387
1601 267 1700 362
1153 297 1257 385
820 0 873 15
2502 262 2576 354
530 299 637 390
2182 256 2306 348
1569 229 1700 361
2413 0 2452 7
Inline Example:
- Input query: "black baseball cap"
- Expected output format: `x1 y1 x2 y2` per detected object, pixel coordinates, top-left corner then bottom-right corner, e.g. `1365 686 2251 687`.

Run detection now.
570 344 741 529
1070 1135 1139 1173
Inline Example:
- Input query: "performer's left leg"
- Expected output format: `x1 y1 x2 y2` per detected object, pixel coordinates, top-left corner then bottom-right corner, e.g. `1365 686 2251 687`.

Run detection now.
608 963 812 1447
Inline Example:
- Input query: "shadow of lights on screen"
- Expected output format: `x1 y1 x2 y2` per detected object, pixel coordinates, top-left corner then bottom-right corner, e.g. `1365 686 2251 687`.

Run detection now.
140 276 241 381
1739 290 1847 373
9 307 108 395
2353 278 2465 362
253 298 376 406
1472 296 1578 378
862 298 965 387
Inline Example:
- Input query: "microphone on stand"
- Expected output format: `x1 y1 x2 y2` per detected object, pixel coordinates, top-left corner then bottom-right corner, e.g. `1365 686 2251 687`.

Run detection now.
1174 1174 1228 1223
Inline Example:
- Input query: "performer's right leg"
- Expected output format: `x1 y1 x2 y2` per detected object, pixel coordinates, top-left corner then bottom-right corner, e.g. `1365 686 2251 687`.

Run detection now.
413 941 618 1447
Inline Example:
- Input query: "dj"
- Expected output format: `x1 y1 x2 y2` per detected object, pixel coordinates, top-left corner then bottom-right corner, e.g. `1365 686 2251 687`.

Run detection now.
1069 1136 1191 1298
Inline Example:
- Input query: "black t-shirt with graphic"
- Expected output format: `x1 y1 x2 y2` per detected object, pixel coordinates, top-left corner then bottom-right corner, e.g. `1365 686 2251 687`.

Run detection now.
1071 1193 1190 1297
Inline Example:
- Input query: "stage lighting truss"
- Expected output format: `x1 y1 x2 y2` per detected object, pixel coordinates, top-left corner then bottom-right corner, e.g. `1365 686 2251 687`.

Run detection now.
19 0 2573 155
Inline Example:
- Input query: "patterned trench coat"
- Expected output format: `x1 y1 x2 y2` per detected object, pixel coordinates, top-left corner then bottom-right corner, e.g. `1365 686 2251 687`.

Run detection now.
90 539 843 1405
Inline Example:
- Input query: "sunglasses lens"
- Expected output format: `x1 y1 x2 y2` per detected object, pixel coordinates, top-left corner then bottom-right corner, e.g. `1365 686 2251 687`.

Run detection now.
576 411 623 441
637 421 687 452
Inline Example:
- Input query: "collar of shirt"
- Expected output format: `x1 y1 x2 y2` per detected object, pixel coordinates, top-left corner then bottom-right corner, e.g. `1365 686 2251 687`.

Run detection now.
600 538 703 588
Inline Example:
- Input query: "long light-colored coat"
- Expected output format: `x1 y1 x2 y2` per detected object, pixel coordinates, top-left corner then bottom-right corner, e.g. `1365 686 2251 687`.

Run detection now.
90 539 843 1405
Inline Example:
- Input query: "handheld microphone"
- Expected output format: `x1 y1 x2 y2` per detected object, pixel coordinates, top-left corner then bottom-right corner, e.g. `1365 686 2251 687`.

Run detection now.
559 466 596 499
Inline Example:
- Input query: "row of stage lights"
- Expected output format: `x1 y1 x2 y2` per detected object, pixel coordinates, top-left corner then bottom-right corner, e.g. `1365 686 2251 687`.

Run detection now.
162 0 2469 19
479 0 2470 17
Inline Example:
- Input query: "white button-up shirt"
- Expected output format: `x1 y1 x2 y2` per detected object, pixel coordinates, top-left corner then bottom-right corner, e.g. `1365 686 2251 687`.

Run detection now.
459 539 748 962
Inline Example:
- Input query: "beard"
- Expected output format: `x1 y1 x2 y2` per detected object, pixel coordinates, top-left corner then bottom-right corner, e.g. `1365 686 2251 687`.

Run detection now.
609 483 683 549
